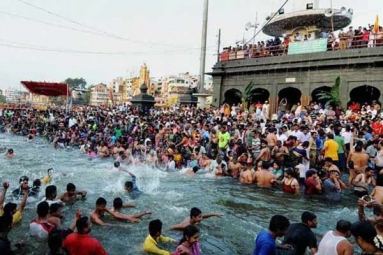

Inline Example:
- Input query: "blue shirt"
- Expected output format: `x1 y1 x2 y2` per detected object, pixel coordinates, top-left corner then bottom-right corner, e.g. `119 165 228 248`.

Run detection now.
254 230 277 255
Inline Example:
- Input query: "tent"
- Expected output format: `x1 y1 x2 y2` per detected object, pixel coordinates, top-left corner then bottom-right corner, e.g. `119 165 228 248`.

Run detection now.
21 81 71 97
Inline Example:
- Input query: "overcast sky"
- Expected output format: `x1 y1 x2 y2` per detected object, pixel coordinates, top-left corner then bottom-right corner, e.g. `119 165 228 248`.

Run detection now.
0 0 381 90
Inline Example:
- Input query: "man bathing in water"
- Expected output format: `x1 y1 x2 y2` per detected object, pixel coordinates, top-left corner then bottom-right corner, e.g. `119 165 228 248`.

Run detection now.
59 183 87 204
90 197 124 227
5 148 15 158
111 197 151 223
123 171 142 197
170 207 222 231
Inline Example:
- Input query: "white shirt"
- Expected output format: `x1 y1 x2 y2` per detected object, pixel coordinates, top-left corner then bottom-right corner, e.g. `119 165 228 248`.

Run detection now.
167 160 175 171
277 134 288 145
341 131 352 144
30 221 52 239
296 164 307 178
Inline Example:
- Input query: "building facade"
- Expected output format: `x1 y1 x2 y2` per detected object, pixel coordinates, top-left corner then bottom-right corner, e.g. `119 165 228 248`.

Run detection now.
210 47 383 113
90 83 118 106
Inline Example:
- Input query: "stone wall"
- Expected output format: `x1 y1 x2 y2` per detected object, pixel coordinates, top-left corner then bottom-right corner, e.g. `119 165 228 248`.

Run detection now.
210 47 383 109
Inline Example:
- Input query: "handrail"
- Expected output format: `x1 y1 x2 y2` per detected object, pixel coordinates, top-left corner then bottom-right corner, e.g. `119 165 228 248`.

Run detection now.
219 36 383 62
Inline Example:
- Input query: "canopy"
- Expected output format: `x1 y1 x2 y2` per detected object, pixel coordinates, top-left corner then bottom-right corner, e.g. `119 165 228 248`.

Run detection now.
21 81 71 97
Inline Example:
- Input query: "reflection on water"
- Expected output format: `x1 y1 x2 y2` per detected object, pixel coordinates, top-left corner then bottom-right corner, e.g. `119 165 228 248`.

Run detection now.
0 134 365 254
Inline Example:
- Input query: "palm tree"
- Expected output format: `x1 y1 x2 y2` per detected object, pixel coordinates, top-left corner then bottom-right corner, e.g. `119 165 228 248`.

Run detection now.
242 81 254 109
317 76 342 108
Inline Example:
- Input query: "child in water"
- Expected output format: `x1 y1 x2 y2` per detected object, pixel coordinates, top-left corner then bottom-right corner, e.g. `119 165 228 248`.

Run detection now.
174 225 200 255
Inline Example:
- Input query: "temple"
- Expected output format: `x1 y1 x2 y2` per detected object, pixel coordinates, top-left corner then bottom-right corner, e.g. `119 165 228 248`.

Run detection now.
210 1 383 111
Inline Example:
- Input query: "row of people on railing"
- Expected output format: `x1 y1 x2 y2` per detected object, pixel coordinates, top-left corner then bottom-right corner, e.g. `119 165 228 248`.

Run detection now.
220 25 383 62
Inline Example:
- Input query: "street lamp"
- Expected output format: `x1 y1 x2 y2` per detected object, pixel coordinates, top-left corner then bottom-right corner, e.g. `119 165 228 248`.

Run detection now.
245 13 259 45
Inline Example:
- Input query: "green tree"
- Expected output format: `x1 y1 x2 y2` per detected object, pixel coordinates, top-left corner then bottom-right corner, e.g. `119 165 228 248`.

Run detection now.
64 77 87 90
317 76 342 108
241 81 254 109
0 95 6 103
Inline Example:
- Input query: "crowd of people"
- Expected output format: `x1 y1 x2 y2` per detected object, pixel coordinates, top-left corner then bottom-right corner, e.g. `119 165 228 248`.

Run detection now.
0 98 383 254
220 24 383 61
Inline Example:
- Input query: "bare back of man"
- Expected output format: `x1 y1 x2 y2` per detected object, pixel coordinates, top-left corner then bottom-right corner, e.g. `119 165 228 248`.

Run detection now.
254 170 274 188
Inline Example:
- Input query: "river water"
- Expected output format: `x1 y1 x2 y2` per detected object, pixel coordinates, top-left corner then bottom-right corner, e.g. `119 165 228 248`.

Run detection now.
0 134 364 255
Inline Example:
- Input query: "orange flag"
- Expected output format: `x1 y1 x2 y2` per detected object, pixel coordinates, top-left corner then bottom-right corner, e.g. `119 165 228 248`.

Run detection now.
109 87 114 106
374 15 379 33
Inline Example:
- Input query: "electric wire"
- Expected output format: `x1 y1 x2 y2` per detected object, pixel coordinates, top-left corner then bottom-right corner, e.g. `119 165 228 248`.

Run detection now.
15 0 192 49
244 0 290 45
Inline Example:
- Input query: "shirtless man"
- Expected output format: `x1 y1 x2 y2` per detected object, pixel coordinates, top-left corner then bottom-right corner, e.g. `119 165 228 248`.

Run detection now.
48 203 64 227
112 142 125 158
90 197 123 227
5 148 15 158
253 161 274 188
184 166 200 176
170 207 222 231
266 128 278 150
347 143 369 184
59 183 87 204
239 165 253 184
256 141 271 162
110 197 151 223
98 141 110 158
371 186 383 203
228 157 242 178
353 167 376 197
271 140 289 164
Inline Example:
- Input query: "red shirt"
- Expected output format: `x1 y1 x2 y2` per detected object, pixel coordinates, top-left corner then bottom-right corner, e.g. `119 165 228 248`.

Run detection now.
305 178 320 195
62 233 107 255
372 122 383 135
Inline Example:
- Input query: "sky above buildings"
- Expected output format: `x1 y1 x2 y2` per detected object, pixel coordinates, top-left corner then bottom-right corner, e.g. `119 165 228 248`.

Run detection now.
0 0 381 90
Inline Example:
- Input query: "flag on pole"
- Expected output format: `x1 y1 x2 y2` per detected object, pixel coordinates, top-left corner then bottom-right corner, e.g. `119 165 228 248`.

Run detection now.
374 15 379 33
109 87 115 106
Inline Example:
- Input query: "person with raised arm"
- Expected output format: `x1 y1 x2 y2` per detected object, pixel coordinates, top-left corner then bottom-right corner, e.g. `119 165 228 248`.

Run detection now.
90 197 127 227
0 181 28 225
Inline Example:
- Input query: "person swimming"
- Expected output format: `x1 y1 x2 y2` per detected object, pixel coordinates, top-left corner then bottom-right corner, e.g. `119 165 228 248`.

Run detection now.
123 171 142 198
12 176 30 197
5 148 15 158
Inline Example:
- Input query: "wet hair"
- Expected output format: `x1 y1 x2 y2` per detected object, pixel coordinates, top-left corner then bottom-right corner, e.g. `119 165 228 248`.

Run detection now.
149 219 163 237
302 141 310 148
355 145 363 152
76 216 90 234
113 197 123 209
125 181 133 189
0 214 12 233
351 221 383 249
269 215 290 233
3 203 17 215
284 168 294 177
33 179 41 188
179 225 199 245
96 197 107 206
192 166 200 173
49 203 63 214
190 207 202 218
114 161 120 168
66 183 76 192
336 220 351 233
324 157 333 163
45 185 57 198
19 176 29 183
262 161 270 169
301 211 316 223
328 134 334 139
37 201 50 217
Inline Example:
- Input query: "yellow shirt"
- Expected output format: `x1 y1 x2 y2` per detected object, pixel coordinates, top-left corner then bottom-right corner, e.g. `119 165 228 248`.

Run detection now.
0 210 22 224
41 174 51 184
324 139 339 161
143 235 174 255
